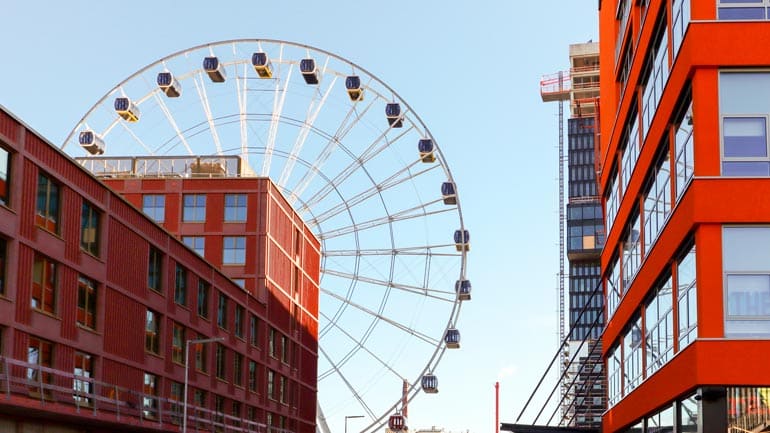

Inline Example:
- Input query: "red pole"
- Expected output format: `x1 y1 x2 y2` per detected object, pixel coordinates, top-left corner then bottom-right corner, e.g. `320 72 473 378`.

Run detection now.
495 382 500 433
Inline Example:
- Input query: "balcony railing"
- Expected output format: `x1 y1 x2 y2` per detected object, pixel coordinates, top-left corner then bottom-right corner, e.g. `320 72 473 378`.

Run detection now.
0 357 287 433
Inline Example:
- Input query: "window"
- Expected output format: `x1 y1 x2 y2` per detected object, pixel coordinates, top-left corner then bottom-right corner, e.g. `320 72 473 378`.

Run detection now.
678 245 697 348
0 146 10 206
73 351 93 405
674 96 694 199
32 254 57 314
622 215 642 290
197 280 210 319
225 194 247 222
80 201 100 256
172 322 185 364
269 327 276 358
621 112 640 195
232 401 242 427
145 309 161 354
0 238 7 296
249 315 259 347
28 337 53 394
672 0 691 57
233 353 243 386
607 258 622 320
606 173 620 233
194 389 207 428
718 0 770 20
723 227 770 336
267 369 275 400
183 194 206 222
215 344 226 380
232 278 246 289
195 336 208 373
248 360 258 392
36 173 59 232
214 394 225 426
143 372 159 419
142 194 165 222
281 335 289 364
645 276 674 376
623 316 643 394
641 16 670 139
720 72 770 176
279 375 286 404
170 381 183 424
235 305 244 339
643 146 672 249
223 236 246 264
183 236 205 256
217 294 228 329
174 264 187 306
77 275 97 330
148 247 163 293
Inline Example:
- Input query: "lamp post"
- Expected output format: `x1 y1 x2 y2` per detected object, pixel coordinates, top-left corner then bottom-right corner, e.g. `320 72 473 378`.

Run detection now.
183 337 224 433
345 415 364 433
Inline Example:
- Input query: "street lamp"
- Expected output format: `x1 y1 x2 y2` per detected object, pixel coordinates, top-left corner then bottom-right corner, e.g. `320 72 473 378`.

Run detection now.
183 337 225 433
345 415 364 433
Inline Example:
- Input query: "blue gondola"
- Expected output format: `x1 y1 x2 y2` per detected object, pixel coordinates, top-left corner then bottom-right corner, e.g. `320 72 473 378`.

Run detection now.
157 72 181 97
421 373 439 394
418 139 435 163
300 58 319 85
455 279 472 301
203 56 226 83
454 229 470 252
445 328 461 348
78 130 105 155
441 182 456 205
386 103 403 127
345 75 364 101
114 97 140 122
252 52 273 78
388 414 407 432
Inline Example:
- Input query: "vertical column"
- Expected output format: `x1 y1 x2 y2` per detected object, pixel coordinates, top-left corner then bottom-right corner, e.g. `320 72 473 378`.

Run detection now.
698 386 727 433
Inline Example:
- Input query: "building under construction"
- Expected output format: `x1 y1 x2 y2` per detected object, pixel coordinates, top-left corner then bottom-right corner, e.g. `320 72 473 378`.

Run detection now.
539 42 604 429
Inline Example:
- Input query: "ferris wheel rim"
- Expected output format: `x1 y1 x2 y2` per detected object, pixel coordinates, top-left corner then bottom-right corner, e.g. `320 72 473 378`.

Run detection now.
61 38 469 433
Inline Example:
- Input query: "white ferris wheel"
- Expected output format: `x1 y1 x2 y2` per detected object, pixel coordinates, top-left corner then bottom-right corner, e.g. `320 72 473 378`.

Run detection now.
62 39 470 433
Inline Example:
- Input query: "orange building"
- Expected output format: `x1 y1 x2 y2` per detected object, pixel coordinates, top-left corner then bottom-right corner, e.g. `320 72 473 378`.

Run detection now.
599 1 770 432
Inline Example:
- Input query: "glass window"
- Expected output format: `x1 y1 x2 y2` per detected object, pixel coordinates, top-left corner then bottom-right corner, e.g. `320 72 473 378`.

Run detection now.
215 344 226 380
623 316 643 394
233 353 243 386
678 245 698 348
281 335 289 364
722 116 770 176
607 344 621 407
174 264 187 306
232 278 246 289
194 335 208 373
183 194 206 222
223 236 246 264
182 236 205 256
0 238 6 296
217 294 228 329
28 337 53 393
77 275 97 330
145 309 160 354
622 215 642 290
235 305 244 339
672 0 691 57
81 201 100 256
36 173 59 233
267 369 275 400
32 254 57 314
643 146 672 249
170 381 183 424
675 97 694 199
248 360 258 392
225 194 247 222
0 146 10 206
142 195 165 222
269 327 276 358
645 276 674 376
143 372 159 419
723 227 770 336
73 351 93 404
197 280 209 319
249 315 259 347
148 247 163 293
718 1 769 20
172 322 185 364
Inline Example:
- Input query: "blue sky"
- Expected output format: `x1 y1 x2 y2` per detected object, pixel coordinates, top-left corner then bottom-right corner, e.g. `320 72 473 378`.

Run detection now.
1 2 598 433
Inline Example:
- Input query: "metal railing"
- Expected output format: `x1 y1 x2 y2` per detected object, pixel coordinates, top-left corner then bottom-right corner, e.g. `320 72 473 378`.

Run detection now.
0 357 288 433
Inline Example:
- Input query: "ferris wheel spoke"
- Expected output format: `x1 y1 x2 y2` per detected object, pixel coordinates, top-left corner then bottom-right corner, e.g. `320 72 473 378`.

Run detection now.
234 61 250 160
319 205 457 241
321 268 455 302
190 71 224 154
324 246 459 257
150 90 194 155
263 65 293 176
318 345 377 419
321 288 439 346
279 75 338 188
308 161 442 229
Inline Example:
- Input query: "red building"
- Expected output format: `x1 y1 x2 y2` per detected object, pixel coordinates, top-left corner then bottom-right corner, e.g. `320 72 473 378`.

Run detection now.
599 0 770 432
0 105 319 433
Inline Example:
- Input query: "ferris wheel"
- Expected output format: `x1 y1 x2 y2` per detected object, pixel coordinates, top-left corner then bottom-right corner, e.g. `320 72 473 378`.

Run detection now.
62 39 470 433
